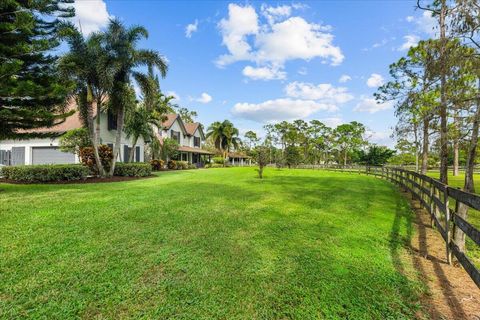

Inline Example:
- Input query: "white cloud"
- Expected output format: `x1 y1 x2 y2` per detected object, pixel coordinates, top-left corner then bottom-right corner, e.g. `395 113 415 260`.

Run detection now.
398 34 419 51
406 11 437 37
320 116 344 128
185 19 198 38
166 91 180 101
297 67 307 75
242 65 286 80
72 0 113 35
232 98 337 123
365 130 394 147
216 4 343 79
261 4 292 24
195 92 212 104
217 4 259 67
339 74 351 83
366 73 384 88
354 96 393 114
284 82 353 104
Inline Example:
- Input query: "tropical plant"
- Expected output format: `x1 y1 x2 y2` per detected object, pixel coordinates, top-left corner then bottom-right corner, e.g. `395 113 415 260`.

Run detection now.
59 128 91 156
124 103 161 162
161 138 179 161
59 24 111 176
355 145 396 166
206 120 241 159
100 19 168 176
254 145 269 179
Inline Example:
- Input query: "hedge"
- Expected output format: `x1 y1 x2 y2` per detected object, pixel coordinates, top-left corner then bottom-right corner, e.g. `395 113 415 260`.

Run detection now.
1 164 89 183
113 163 152 177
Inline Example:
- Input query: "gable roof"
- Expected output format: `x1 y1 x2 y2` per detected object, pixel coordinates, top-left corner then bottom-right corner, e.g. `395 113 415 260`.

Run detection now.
161 113 188 135
184 122 205 139
16 99 90 135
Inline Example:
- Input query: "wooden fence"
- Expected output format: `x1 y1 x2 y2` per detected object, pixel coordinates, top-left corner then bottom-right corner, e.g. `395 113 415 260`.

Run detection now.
299 164 480 288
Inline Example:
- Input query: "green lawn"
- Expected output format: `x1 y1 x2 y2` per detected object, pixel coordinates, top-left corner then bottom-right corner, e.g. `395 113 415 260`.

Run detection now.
0 168 425 319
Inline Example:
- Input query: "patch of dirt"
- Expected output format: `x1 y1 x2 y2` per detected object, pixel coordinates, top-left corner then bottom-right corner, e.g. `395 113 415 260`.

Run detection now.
0 175 155 185
401 190 480 319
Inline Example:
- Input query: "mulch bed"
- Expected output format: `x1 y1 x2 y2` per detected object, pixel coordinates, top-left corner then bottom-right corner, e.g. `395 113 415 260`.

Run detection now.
0 175 155 185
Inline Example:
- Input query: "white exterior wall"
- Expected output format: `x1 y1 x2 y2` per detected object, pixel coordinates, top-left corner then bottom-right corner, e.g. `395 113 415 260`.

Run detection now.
0 138 81 165
97 113 145 162
0 113 145 165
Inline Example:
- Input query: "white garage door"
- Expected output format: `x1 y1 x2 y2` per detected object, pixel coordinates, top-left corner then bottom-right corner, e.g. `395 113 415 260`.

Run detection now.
32 147 75 165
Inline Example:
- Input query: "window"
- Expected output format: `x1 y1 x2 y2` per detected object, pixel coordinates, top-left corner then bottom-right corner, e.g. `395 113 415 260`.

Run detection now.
107 111 117 130
194 136 201 147
171 130 180 143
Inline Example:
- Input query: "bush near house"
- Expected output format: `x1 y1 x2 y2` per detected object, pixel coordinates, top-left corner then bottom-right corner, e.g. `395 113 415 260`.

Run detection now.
1 164 89 183
150 159 164 171
176 161 189 170
79 145 113 174
113 163 152 177
167 160 177 170
205 163 224 168
212 156 226 165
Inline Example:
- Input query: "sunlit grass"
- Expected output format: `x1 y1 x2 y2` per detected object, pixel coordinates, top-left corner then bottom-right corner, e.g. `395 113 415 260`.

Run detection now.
0 168 425 319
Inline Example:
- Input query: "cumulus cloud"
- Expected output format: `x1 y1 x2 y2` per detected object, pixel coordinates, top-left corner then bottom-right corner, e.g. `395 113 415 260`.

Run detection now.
366 73 384 88
216 3 343 79
232 98 337 122
297 67 307 75
354 96 393 113
406 11 438 37
365 130 394 147
398 35 419 51
195 92 212 104
185 19 198 38
242 65 286 80
166 91 180 101
339 74 351 83
284 82 353 104
320 116 344 128
72 0 113 35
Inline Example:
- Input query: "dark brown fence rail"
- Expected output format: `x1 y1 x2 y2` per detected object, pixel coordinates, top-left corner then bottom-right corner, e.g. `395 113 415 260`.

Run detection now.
298 164 480 288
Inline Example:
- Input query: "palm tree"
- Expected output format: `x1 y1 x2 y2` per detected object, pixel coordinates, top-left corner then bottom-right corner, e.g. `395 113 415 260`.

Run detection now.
100 19 168 175
59 24 110 176
206 120 241 160
124 103 161 162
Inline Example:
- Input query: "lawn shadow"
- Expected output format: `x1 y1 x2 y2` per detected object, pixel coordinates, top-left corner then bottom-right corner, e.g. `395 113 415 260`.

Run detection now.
389 186 468 319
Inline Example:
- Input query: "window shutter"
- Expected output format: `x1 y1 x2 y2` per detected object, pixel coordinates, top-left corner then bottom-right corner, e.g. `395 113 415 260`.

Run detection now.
124 145 130 162
108 112 117 130
135 146 140 162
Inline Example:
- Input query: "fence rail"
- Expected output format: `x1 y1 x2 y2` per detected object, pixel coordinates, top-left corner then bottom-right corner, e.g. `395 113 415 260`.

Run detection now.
300 164 480 288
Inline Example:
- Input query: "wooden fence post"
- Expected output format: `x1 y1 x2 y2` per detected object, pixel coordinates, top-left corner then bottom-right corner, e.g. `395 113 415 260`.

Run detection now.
444 187 452 264
430 184 436 228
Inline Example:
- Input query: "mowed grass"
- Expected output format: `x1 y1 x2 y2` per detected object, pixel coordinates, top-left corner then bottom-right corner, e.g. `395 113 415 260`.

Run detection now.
0 168 425 319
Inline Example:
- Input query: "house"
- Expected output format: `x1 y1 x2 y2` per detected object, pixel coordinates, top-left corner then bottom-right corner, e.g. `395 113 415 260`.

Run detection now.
227 152 252 166
0 100 144 166
158 114 214 166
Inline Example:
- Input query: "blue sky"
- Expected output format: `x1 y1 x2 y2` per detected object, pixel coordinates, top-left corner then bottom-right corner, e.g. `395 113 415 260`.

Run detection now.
72 0 437 147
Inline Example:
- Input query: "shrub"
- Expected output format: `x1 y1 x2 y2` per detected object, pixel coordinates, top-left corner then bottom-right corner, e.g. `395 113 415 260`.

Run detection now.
113 163 152 177
1 164 89 183
176 161 188 170
167 160 177 170
188 164 197 169
79 145 113 174
150 159 164 171
205 163 224 168
212 156 226 165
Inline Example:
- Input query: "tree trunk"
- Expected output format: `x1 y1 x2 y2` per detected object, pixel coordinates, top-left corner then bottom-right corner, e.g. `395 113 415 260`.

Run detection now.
129 136 138 163
83 87 105 177
413 122 419 172
454 80 480 253
453 139 459 176
343 150 347 167
421 117 429 174
95 96 102 145
109 106 125 176
438 0 449 184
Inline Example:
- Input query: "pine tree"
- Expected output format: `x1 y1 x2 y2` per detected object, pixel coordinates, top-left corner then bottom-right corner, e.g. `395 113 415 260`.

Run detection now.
0 0 74 139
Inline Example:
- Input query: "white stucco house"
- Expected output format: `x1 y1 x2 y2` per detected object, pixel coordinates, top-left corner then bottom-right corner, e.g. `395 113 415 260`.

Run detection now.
0 101 144 166
158 114 214 166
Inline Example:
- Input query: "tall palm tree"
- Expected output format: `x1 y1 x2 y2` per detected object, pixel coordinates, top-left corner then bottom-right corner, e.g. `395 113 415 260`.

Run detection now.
206 120 241 159
100 19 168 175
59 24 109 176
124 102 161 162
